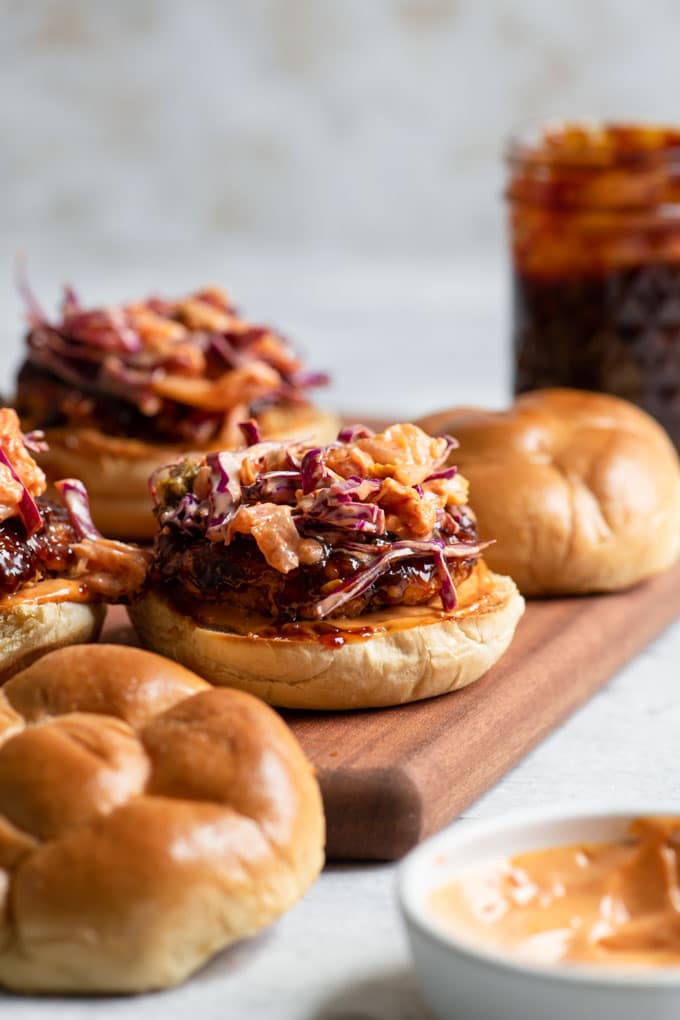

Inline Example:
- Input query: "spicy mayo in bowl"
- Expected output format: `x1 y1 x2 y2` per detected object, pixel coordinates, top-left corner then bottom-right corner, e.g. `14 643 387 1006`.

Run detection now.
399 806 680 1020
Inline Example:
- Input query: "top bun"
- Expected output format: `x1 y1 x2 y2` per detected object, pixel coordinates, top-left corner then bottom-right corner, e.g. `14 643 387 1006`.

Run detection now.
0 644 324 994
417 388 680 595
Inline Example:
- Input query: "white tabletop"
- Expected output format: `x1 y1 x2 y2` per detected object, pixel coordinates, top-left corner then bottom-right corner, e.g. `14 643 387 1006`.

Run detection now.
2 254 679 1019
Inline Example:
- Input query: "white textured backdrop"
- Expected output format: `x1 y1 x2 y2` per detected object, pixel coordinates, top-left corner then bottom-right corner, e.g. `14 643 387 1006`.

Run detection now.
2 0 680 410
3 0 680 264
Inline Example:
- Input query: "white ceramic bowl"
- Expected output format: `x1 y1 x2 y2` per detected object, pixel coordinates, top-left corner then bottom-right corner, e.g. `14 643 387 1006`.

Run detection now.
398 805 680 1020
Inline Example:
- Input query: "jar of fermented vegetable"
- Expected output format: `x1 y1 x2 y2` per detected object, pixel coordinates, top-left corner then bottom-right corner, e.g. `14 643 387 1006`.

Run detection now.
508 122 680 446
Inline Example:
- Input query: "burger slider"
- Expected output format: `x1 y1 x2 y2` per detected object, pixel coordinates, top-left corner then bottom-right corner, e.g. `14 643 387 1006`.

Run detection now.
129 421 525 709
16 281 338 539
0 408 148 679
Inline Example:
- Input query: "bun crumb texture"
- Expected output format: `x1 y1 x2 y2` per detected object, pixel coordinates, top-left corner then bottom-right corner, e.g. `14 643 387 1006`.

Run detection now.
0 644 324 994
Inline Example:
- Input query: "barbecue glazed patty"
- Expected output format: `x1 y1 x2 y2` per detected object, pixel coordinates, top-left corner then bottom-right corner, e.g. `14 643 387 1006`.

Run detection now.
16 362 228 445
151 510 479 622
16 363 310 447
0 498 79 596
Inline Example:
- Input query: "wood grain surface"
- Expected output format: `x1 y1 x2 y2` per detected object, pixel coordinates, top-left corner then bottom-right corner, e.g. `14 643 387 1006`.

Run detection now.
104 559 680 862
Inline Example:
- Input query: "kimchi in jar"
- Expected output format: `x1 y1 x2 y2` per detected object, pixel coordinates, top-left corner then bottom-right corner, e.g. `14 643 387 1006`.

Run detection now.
507 122 680 446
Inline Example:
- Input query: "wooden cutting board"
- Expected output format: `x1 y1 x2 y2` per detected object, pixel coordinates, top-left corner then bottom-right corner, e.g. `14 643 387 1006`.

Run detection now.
103 560 680 861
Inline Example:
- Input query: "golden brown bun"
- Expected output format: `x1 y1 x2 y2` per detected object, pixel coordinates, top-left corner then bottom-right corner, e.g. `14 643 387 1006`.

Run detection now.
128 563 525 710
0 644 324 994
0 596 105 683
37 402 340 541
418 388 680 595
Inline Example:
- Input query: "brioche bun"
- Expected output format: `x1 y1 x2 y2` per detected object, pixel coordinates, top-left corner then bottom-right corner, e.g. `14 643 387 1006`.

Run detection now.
0 592 105 683
0 644 324 994
37 402 340 540
418 388 680 595
128 563 525 710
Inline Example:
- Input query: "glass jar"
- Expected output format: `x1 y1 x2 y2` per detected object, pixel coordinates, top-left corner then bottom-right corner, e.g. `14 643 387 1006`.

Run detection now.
507 122 680 446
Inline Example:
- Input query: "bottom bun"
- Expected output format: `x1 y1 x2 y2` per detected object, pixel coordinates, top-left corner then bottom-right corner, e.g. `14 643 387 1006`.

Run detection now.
128 563 525 709
38 404 341 541
0 599 105 683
